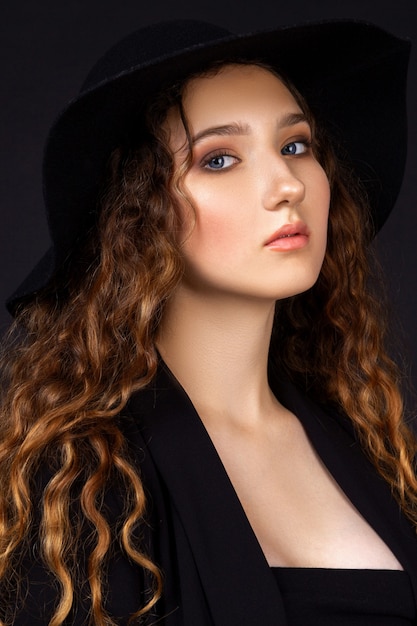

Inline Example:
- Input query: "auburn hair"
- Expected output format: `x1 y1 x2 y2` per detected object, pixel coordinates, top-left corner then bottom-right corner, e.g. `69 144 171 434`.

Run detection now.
0 62 416 625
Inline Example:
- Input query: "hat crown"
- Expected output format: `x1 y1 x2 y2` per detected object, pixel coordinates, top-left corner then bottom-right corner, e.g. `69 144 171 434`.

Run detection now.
81 20 233 94
6 19 411 314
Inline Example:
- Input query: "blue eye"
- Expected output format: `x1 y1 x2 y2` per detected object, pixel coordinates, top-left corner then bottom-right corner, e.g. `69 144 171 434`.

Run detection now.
203 154 238 170
281 141 309 156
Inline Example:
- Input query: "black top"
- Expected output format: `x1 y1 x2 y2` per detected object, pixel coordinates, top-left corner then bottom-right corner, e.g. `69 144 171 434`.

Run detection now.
272 567 416 625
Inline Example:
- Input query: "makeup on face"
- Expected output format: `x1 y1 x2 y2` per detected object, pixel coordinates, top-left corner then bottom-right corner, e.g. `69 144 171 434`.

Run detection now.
165 64 330 302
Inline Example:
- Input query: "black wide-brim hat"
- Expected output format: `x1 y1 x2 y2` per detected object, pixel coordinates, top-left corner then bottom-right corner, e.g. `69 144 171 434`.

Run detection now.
7 19 411 315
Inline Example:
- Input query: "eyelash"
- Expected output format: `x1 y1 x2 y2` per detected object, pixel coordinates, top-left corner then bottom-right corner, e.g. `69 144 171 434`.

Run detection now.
199 137 313 171
281 139 312 156
200 151 239 171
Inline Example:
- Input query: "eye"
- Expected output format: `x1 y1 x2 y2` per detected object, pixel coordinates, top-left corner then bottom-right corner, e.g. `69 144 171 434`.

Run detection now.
281 141 310 156
202 153 239 170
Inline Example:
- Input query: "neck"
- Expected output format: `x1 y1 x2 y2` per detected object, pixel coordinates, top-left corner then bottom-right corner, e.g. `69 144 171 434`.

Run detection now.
157 286 278 424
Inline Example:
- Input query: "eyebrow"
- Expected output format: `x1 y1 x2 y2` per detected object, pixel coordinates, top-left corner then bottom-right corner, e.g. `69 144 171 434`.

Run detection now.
279 112 309 128
191 112 309 146
192 122 250 145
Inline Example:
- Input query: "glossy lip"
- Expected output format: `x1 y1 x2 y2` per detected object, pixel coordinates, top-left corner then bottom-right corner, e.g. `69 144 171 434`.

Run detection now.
264 221 310 247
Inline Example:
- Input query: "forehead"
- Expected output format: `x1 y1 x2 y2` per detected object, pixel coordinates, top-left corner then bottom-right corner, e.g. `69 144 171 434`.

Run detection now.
165 64 303 149
184 63 300 119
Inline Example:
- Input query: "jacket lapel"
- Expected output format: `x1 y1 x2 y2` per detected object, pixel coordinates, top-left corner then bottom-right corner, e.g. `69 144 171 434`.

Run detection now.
274 377 417 602
130 362 287 626
129 362 417 622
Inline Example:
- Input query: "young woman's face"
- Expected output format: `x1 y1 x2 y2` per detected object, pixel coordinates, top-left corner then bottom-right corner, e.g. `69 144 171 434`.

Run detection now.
165 64 330 302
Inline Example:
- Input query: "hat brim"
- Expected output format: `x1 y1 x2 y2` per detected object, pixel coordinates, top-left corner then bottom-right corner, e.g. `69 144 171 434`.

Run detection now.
7 19 411 314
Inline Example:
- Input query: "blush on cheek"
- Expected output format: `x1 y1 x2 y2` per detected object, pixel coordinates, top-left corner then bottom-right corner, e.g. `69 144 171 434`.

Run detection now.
195 212 239 248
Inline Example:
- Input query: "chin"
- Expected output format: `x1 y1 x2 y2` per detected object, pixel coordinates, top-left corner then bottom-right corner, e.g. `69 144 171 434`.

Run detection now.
271 272 321 301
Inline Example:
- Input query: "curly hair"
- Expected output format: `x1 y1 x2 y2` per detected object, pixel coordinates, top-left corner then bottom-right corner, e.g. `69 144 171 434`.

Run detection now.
0 95 184 624
0 62 416 625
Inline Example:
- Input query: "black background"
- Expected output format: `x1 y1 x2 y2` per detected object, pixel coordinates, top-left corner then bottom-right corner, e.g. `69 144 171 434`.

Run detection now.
1 0 416 396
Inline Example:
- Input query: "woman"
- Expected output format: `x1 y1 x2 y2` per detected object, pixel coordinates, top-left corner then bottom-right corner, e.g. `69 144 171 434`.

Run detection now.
0 18 416 626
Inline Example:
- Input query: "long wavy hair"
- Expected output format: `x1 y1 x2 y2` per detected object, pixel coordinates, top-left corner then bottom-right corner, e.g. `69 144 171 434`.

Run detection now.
0 61 416 625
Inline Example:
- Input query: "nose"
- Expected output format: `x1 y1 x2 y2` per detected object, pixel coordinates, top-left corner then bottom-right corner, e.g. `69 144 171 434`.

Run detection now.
262 160 305 211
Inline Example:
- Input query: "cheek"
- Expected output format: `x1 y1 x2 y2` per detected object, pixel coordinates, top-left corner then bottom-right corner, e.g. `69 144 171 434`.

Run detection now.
319 185 331 230
318 187 331 263
180 186 243 255
313 160 330 198
311 166 331 226
183 211 240 266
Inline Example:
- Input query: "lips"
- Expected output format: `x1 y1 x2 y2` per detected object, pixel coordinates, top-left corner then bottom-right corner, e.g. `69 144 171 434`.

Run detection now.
264 222 309 246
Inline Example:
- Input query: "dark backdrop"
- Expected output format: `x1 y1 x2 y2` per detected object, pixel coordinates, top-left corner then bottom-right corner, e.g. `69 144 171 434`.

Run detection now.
1 0 416 395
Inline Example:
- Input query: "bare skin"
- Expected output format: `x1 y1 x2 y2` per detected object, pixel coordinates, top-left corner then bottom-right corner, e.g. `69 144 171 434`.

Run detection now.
158 64 403 570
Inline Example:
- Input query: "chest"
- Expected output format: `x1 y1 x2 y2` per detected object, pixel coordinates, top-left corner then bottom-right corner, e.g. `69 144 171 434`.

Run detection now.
203 407 404 570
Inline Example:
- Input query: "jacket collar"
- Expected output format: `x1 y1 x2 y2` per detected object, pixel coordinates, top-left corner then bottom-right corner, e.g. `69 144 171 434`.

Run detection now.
275 379 417 592
130 361 286 624
128 361 417 621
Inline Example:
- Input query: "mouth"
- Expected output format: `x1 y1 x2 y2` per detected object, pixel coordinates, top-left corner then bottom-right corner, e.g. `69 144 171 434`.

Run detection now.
264 222 309 247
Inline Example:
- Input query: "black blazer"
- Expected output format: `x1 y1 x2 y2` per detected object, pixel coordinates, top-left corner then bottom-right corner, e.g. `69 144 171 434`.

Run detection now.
5 362 417 624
